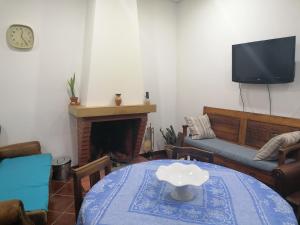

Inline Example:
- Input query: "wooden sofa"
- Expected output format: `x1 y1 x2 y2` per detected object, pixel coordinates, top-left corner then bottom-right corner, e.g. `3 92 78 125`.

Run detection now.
182 106 300 192
0 141 52 225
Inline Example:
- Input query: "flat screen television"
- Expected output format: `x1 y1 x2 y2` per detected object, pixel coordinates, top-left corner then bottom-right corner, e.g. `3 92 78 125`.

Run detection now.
232 36 296 84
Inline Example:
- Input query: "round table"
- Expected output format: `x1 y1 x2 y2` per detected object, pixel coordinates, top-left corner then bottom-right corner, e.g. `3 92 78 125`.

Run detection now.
77 160 297 225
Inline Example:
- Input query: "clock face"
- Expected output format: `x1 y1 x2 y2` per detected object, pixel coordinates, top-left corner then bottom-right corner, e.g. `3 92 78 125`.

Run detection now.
6 24 34 49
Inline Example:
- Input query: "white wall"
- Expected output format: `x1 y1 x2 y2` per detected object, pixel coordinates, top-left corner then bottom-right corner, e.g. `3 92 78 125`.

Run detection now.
176 0 300 127
0 0 86 163
2 0 299 162
80 0 96 106
81 0 145 106
138 0 178 150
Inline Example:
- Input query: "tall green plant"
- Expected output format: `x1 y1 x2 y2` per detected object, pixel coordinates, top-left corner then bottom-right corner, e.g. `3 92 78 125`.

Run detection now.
68 73 76 97
160 125 177 145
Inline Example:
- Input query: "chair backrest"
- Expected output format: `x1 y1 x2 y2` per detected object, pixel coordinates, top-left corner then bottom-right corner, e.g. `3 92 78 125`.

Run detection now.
72 155 112 219
171 146 214 163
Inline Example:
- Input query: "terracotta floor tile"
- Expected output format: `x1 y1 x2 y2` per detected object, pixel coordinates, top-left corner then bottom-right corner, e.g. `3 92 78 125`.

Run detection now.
50 180 66 194
57 182 74 196
53 213 76 225
47 211 63 225
49 195 73 212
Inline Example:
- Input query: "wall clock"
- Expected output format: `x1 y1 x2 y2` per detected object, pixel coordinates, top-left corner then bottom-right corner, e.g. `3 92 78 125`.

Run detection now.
6 24 34 49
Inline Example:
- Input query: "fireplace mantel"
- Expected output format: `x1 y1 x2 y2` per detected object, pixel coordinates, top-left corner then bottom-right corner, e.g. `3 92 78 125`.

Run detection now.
69 104 156 118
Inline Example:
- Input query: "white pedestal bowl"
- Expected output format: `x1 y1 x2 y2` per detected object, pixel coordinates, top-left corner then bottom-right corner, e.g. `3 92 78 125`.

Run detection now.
155 162 209 201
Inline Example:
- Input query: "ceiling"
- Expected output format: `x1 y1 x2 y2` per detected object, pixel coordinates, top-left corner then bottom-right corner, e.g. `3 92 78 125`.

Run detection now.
170 0 183 3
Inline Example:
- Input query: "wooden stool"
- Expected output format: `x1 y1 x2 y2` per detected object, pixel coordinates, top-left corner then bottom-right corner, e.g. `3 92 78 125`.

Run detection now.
286 191 300 221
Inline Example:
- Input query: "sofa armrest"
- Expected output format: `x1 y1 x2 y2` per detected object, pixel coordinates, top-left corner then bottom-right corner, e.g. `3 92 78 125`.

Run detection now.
273 161 300 197
0 141 41 159
0 200 34 225
182 125 188 137
278 143 300 165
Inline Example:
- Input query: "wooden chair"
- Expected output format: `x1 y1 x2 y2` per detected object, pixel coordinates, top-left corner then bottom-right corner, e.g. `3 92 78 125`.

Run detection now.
72 155 112 219
171 146 214 163
286 191 300 222
0 200 35 225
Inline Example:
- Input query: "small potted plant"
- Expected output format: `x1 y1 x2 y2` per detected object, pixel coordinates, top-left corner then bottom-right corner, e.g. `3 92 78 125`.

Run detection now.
160 125 179 158
68 73 79 105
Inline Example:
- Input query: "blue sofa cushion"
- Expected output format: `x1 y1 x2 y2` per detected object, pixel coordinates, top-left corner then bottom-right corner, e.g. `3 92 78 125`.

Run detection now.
0 153 52 211
184 137 292 172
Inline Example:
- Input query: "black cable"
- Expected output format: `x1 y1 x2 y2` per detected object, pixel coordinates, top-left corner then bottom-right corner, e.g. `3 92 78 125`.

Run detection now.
239 83 245 112
267 84 272 115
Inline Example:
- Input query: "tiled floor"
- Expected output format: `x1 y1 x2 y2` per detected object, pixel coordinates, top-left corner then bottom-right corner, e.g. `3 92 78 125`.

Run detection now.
48 179 76 225
47 155 167 225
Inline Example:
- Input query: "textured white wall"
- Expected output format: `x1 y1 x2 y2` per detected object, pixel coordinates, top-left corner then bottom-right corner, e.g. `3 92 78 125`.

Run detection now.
0 0 86 163
81 0 145 106
176 0 300 127
138 0 178 150
2 0 299 162
80 0 96 106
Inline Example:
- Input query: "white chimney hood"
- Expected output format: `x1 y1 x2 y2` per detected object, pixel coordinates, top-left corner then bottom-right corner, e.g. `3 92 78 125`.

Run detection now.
80 0 144 107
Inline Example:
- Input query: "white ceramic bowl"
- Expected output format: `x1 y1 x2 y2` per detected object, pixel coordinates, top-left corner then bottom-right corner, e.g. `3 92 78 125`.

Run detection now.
156 162 209 201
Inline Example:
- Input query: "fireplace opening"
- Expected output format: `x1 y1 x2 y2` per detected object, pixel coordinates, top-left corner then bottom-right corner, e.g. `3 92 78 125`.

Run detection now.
90 119 139 163
76 113 149 166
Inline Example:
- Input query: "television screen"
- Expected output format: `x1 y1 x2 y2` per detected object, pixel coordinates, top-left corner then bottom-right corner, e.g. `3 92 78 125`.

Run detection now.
232 36 296 84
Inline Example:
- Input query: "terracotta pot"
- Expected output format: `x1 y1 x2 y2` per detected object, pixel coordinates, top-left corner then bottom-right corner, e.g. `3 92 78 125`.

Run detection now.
115 94 122 106
70 96 79 105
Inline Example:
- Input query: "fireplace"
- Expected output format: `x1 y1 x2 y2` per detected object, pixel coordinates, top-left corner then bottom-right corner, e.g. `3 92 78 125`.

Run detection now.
69 104 156 166
91 119 143 163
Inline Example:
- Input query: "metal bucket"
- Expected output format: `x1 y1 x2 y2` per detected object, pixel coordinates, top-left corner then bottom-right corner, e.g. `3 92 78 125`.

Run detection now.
52 156 71 181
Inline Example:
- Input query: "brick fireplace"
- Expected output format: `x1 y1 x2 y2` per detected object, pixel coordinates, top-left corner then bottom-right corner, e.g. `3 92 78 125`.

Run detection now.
69 105 156 166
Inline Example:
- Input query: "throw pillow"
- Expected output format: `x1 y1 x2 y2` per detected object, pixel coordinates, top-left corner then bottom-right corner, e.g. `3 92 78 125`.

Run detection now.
254 131 300 160
184 114 216 140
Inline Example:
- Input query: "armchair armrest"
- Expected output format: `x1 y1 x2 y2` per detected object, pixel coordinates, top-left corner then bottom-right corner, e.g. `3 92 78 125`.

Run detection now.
0 141 41 159
0 200 34 225
273 161 300 197
278 143 300 165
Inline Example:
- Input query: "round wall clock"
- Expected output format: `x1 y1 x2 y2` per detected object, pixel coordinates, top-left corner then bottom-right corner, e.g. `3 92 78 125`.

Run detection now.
6 24 34 49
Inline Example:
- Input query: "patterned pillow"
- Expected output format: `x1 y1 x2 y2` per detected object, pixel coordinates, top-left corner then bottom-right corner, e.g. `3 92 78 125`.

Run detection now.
254 131 300 160
184 114 216 140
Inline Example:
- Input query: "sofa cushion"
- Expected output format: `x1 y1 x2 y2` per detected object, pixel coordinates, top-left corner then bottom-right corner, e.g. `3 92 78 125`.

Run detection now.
184 114 216 139
184 137 293 172
0 153 52 211
254 131 300 160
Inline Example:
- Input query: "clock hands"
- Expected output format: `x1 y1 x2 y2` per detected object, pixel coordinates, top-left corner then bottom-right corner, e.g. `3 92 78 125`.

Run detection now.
20 29 28 46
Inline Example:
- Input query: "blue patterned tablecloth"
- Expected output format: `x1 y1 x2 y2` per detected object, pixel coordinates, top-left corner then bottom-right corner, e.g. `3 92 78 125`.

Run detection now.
77 160 297 225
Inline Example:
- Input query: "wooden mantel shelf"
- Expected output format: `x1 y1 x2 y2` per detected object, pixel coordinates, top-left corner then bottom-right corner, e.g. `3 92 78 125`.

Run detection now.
69 104 156 118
